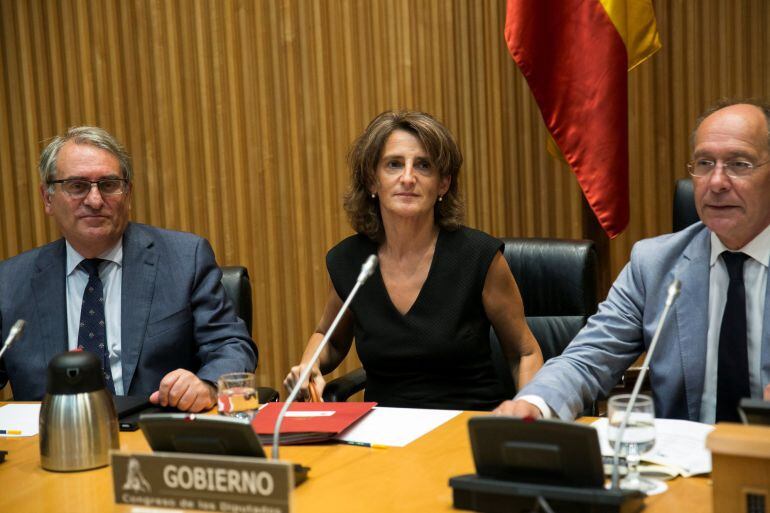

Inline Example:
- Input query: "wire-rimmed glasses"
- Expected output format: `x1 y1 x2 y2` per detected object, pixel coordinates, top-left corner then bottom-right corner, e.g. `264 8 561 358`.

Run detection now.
687 158 770 179
48 178 129 198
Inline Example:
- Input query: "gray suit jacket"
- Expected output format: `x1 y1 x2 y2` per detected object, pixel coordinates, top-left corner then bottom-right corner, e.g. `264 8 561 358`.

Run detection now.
0 222 257 400
517 222 770 421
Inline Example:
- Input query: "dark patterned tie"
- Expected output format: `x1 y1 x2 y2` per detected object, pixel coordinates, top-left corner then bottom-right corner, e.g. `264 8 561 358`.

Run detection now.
716 251 750 422
77 258 115 394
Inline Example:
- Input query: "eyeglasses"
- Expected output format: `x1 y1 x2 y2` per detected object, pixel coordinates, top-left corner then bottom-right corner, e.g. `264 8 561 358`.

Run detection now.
48 178 129 198
687 158 770 179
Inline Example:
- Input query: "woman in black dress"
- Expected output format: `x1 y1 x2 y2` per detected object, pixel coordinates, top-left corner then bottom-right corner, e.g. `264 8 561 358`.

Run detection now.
284 111 543 410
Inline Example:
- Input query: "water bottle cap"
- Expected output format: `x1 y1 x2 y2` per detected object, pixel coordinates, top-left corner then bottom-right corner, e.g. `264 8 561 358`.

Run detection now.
46 351 106 394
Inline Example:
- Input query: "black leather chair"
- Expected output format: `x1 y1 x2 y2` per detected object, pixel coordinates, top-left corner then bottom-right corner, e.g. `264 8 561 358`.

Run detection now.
220 266 278 403
220 266 253 334
673 178 699 231
491 238 598 394
324 238 599 405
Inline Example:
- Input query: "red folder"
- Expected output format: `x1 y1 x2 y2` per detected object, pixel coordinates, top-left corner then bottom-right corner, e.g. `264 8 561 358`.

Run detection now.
251 402 376 444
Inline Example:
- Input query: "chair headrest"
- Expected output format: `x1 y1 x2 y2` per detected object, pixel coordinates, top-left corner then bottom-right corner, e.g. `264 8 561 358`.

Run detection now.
673 178 699 232
501 238 598 317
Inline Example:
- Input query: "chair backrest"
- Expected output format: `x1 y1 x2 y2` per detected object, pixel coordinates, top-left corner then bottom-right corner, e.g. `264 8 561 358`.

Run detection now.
220 266 253 335
489 238 598 396
673 178 699 232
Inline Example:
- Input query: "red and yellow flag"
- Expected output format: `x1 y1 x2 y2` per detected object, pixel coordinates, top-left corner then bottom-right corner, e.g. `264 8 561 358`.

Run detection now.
505 0 661 238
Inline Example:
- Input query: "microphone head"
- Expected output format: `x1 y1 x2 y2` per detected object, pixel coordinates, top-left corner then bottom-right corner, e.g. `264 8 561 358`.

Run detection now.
11 319 26 338
664 279 681 307
357 254 379 284
1 319 26 358
667 279 681 298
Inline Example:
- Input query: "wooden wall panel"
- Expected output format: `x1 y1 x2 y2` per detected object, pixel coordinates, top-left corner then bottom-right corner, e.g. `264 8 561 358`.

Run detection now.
1 0 769 395
618 0 770 278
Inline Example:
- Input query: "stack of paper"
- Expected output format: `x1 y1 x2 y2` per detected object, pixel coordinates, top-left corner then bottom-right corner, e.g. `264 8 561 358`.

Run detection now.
335 407 461 447
0 403 41 437
593 417 714 479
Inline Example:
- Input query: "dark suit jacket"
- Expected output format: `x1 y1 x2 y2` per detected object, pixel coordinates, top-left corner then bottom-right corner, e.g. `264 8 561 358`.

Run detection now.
0 222 258 399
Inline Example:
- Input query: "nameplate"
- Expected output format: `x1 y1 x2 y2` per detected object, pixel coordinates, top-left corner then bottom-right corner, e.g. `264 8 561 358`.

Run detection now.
111 451 293 513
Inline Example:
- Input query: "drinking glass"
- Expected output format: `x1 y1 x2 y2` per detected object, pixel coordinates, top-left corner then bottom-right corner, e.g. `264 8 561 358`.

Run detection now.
607 393 660 492
217 372 259 419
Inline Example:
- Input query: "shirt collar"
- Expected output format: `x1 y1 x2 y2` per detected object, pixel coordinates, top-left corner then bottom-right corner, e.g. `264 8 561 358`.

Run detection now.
710 223 770 268
65 239 124 277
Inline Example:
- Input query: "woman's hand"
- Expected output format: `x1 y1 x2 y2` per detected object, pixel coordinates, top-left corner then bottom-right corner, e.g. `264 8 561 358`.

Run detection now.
283 363 326 401
285 285 354 402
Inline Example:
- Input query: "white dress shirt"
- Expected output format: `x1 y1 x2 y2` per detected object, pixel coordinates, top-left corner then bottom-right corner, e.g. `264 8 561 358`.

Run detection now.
65 241 124 395
699 224 770 423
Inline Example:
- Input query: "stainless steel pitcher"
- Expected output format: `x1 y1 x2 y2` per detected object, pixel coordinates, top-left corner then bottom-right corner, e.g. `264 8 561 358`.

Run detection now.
39 351 119 471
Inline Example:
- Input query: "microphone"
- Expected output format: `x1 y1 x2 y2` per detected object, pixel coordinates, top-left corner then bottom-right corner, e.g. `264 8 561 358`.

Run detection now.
0 320 26 361
272 254 378 460
357 254 377 284
610 279 681 489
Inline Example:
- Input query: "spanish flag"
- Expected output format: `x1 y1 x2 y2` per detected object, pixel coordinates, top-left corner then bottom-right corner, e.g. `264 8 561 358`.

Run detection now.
505 0 661 238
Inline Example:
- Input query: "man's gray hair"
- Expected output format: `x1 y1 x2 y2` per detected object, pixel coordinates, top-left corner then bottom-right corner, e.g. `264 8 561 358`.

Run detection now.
39 126 132 191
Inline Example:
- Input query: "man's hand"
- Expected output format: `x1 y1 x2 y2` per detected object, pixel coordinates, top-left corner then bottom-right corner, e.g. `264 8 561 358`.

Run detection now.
493 399 544 419
765 384 770 401
149 369 216 412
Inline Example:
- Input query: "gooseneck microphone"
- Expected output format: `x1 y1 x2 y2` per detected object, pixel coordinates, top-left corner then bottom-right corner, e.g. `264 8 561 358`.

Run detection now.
0 320 26 361
272 255 378 460
610 279 681 489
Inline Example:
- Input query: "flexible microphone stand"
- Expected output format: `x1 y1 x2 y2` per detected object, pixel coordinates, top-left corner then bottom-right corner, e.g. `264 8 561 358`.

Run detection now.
610 280 681 489
272 255 378 460
0 319 26 463
0 320 26 361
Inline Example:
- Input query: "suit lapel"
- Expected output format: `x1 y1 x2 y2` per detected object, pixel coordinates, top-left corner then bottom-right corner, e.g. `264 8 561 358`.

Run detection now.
120 223 158 393
31 240 68 364
761 252 770 393
675 229 711 421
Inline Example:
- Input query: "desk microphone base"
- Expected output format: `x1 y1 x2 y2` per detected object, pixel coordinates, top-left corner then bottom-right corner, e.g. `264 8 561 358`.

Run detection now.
449 474 644 513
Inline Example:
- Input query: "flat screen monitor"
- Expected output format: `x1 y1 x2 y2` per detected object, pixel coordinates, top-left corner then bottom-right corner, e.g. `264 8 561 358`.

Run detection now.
468 416 605 488
139 413 267 457
739 398 770 426
138 413 308 484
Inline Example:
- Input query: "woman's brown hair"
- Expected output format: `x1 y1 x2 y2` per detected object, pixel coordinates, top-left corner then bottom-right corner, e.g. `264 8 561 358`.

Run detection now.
343 111 464 241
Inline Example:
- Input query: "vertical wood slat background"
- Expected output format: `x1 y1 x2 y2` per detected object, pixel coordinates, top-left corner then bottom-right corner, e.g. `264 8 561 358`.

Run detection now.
1 0 769 394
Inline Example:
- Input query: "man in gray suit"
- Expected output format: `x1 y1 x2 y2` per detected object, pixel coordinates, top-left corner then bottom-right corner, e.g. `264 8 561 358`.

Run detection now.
496 99 770 422
0 126 257 412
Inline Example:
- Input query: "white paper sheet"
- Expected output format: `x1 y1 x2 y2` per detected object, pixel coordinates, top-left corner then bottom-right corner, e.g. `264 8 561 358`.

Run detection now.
0 403 41 437
335 406 461 447
593 417 714 477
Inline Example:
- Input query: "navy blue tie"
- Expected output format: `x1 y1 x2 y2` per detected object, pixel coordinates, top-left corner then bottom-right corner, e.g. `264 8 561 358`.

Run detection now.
716 251 750 422
77 258 116 394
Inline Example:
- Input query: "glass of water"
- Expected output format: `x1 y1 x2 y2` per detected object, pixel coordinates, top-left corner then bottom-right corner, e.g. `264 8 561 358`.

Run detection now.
607 393 659 492
217 372 259 419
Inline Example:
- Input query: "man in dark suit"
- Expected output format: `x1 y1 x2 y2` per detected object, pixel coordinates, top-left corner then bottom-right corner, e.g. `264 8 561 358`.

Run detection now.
0 126 257 412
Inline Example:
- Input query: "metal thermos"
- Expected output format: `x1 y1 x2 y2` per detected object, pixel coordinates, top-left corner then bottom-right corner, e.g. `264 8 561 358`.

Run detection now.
39 351 119 471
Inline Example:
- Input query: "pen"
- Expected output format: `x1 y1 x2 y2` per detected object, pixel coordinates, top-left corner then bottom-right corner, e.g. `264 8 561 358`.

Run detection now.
308 375 321 403
0 429 22 435
338 440 389 449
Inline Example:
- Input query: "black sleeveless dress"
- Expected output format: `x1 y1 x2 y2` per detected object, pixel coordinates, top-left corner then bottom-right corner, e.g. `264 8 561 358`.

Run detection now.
326 226 508 410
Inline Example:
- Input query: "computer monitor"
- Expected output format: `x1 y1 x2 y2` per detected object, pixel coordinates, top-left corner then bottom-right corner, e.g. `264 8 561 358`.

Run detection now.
468 416 605 488
139 413 267 457
739 398 770 426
